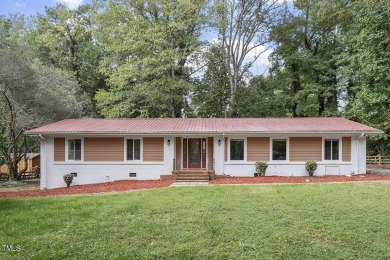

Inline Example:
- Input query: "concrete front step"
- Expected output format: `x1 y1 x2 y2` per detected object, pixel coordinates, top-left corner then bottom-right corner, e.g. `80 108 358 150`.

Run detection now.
176 179 209 182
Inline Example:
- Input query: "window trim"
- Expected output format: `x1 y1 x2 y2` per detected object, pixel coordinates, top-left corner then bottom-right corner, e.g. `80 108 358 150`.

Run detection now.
323 138 341 162
270 138 288 161
228 137 246 161
65 137 83 162
125 138 142 161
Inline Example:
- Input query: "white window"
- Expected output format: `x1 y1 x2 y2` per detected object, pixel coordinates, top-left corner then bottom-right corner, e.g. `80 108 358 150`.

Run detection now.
324 139 339 160
68 139 81 161
230 139 244 160
127 139 141 160
272 139 287 160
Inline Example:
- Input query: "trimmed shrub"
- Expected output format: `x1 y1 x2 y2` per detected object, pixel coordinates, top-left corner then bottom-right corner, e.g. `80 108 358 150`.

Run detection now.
63 174 74 188
305 161 318 176
255 162 268 176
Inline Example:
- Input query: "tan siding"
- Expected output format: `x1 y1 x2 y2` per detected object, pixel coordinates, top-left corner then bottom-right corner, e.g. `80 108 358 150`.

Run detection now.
143 137 164 162
224 137 228 162
84 137 124 161
54 138 65 162
208 137 214 170
342 137 351 162
289 137 322 162
247 137 270 162
175 137 181 170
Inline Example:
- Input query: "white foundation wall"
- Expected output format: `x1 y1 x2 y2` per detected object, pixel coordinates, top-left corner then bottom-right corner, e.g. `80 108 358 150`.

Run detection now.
218 135 367 177
223 163 355 177
41 136 174 189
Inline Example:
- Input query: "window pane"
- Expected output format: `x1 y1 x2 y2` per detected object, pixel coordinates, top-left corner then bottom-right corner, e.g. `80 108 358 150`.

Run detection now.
272 139 287 160
230 140 244 160
332 140 339 160
127 139 134 160
74 139 81 160
134 139 140 160
324 139 331 160
68 140 75 160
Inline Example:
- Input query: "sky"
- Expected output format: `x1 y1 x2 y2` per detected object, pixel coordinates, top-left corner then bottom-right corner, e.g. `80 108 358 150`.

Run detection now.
0 0 91 16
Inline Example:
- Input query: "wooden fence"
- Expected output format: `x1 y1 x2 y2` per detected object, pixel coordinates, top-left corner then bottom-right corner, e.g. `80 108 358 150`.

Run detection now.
366 155 390 164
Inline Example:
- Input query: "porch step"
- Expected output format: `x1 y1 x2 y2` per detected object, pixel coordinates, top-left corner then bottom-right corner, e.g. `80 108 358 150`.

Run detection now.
175 170 210 182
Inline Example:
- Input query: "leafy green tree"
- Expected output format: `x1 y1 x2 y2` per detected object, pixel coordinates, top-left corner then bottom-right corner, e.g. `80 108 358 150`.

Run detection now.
94 0 206 118
211 0 284 117
192 44 230 117
270 0 350 117
340 0 390 155
34 4 105 115
0 50 88 180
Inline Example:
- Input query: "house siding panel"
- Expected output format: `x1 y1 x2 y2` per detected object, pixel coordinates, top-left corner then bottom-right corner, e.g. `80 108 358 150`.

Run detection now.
342 137 351 162
175 137 181 170
208 137 214 170
247 137 270 162
289 137 322 162
84 138 124 161
54 138 65 162
143 137 164 162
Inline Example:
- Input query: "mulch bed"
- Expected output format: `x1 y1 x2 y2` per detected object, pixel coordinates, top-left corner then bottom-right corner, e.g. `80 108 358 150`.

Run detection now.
210 174 390 185
0 180 175 198
2 174 390 198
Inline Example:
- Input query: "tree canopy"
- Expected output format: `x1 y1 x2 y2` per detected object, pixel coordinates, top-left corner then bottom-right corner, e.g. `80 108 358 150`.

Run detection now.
0 0 389 155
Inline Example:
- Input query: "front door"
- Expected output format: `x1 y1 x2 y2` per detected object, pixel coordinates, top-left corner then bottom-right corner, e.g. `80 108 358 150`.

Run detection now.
188 139 201 168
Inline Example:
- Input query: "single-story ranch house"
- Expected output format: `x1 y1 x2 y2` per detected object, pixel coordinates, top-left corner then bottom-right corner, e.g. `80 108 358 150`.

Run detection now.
25 117 382 190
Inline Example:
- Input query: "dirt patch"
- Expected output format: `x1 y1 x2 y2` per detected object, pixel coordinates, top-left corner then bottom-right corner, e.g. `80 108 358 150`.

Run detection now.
0 180 174 198
210 174 390 185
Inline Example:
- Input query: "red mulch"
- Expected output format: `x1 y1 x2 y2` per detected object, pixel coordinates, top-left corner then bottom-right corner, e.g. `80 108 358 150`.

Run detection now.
0 180 175 198
2 174 390 198
210 174 390 185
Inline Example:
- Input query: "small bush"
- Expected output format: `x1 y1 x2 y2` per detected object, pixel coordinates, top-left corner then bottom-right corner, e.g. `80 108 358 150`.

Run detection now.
255 162 268 176
63 174 74 188
305 161 318 176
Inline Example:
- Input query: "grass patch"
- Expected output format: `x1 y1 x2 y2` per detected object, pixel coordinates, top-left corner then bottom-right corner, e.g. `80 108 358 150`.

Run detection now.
1 183 390 259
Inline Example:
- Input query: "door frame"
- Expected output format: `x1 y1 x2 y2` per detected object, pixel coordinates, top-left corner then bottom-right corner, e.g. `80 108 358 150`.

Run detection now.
181 137 207 169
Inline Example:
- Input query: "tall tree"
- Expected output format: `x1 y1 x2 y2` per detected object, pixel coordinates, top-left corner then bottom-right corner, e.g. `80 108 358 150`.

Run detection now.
211 0 283 116
0 50 88 180
192 43 230 117
94 0 206 118
341 0 390 154
34 4 105 115
270 0 350 117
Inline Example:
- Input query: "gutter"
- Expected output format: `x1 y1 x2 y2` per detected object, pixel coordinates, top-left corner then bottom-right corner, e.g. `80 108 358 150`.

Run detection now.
24 130 384 137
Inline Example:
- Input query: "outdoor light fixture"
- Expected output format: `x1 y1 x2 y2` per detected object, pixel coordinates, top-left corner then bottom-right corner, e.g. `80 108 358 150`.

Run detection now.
167 139 171 145
218 139 221 146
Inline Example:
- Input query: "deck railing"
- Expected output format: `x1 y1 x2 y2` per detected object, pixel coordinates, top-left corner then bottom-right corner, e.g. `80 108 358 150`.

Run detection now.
366 155 390 164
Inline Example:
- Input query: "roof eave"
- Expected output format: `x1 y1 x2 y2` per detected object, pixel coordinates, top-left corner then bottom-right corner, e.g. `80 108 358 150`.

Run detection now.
24 130 384 136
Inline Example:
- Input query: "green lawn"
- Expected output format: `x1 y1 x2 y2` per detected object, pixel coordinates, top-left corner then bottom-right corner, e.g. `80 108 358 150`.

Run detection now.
1 183 390 259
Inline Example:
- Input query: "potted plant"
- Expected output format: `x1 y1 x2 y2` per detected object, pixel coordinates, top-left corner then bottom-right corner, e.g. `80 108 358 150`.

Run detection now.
305 161 318 177
255 162 268 177
63 173 74 187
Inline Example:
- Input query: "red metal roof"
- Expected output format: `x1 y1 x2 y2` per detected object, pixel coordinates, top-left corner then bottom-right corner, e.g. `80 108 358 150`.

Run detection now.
25 117 382 135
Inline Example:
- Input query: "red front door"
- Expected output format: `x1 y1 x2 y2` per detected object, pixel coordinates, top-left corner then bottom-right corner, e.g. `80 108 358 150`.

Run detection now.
188 139 201 168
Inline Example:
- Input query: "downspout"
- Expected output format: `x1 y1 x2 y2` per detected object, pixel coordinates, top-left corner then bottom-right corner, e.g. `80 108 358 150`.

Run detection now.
38 134 47 190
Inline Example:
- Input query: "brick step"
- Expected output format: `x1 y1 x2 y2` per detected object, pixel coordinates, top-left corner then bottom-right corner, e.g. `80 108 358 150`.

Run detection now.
176 176 210 180
177 173 209 177
178 171 209 174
